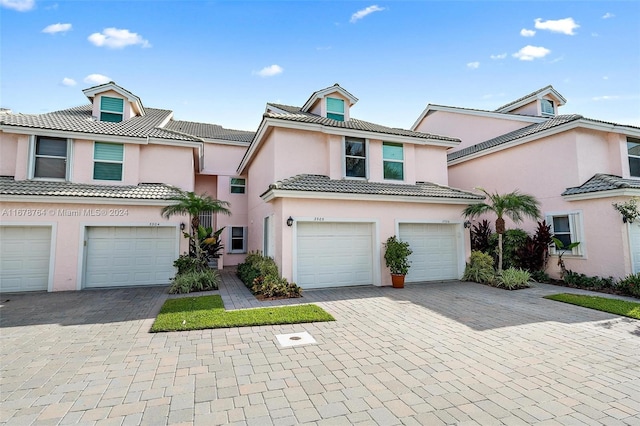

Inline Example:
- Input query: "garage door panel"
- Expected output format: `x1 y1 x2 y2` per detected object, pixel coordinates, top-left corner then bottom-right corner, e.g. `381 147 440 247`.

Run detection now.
297 222 373 289
85 227 176 288
0 226 51 292
399 223 460 283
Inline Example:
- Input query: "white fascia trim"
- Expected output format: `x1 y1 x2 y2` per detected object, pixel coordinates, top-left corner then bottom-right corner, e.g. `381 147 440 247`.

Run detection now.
261 189 482 205
83 83 145 115
495 88 567 114
1 126 149 144
410 104 544 131
202 138 251 147
562 188 640 201
301 86 359 112
146 137 204 149
0 195 174 206
157 111 174 128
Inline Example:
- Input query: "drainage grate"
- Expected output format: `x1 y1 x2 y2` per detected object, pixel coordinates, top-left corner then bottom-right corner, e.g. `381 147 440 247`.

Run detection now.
275 331 316 347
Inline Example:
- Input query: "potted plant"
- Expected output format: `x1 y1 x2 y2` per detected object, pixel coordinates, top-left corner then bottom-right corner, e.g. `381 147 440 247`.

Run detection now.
384 236 412 288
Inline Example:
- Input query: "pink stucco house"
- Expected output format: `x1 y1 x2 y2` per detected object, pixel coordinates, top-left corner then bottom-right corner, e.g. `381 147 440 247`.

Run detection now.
413 85 640 279
1 82 482 292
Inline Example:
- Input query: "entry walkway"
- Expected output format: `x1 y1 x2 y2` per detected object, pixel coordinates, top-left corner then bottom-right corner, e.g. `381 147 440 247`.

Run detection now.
1 271 639 425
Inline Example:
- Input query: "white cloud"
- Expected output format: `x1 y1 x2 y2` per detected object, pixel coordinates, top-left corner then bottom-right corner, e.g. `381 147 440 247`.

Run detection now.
534 17 579 35
513 45 551 61
603 76 609 80
593 95 620 101
61 77 76 86
0 0 34 11
83 74 111 85
520 28 536 37
467 62 480 69
88 28 151 49
602 12 615 19
42 23 72 34
490 53 507 60
254 64 283 77
350 5 385 23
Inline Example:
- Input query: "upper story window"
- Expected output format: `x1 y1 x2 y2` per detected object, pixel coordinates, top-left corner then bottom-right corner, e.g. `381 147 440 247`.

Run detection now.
345 137 367 178
383 142 404 180
100 96 124 122
93 142 124 181
547 212 583 256
33 136 69 179
230 178 246 194
326 97 345 121
628 137 640 178
541 99 554 116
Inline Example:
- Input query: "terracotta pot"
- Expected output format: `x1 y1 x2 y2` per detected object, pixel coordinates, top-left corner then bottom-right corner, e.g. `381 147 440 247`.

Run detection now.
391 274 405 288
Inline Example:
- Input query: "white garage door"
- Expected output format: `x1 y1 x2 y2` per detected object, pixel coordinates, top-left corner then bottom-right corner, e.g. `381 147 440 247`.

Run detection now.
399 223 460 282
629 222 640 274
297 222 373 289
0 226 51 292
85 227 177 288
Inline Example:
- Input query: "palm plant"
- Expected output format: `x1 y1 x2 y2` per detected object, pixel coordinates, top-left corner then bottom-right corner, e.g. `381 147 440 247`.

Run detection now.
161 190 231 260
463 188 541 271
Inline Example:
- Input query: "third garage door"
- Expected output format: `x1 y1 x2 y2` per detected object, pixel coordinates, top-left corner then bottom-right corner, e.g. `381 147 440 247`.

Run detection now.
297 222 373 289
399 223 461 282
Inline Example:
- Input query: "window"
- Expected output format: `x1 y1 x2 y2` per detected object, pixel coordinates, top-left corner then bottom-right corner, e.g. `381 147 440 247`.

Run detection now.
345 137 367 178
100 96 124 122
230 178 246 194
383 142 404 180
229 226 247 253
93 142 123 181
541 99 554 116
547 212 583 256
33 136 69 179
326 97 345 121
628 137 640 178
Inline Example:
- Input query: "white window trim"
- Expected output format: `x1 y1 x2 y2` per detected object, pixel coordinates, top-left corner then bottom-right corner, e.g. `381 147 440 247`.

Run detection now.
28 135 73 181
342 136 369 180
540 99 555 116
546 211 585 257
382 142 404 181
326 97 345 121
228 226 248 254
100 96 124 122
230 177 246 194
627 137 640 179
93 142 124 182
263 215 275 258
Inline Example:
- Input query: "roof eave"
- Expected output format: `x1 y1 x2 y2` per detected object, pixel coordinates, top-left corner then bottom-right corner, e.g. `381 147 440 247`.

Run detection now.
261 188 483 204
562 188 640 201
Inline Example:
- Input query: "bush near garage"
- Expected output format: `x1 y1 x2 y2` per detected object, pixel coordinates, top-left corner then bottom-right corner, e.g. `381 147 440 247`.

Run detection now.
237 251 302 299
618 273 640 297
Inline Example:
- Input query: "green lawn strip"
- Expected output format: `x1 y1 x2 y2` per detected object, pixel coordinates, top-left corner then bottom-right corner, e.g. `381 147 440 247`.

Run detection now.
544 293 640 320
151 295 335 332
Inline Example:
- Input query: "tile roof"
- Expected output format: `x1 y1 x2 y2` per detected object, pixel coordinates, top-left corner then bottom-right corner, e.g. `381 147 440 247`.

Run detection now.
448 114 583 161
265 103 459 142
494 85 565 112
0 177 182 200
265 174 484 200
165 120 254 143
562 174 640 196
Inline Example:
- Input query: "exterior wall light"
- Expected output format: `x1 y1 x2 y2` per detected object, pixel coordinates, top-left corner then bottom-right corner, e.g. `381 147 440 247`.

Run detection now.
463 220 472 229
180 223 186 231
286 216 294 227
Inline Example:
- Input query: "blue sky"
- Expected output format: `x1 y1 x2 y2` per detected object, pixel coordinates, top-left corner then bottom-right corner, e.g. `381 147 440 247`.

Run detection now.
2 0 639 131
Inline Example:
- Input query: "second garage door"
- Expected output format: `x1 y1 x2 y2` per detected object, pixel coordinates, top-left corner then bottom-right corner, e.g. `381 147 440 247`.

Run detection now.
399 223 461 282
0 226 51 292
85 226 177 288
297 222 373 289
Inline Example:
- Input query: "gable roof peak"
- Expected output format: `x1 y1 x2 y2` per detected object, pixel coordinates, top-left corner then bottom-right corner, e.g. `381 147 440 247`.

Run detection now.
82 81 145 116
495 85 566 113
301 84 359 112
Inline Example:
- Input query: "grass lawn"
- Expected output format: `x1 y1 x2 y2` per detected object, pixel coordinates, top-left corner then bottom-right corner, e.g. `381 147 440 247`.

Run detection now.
151 295 335 332
544 293 640 320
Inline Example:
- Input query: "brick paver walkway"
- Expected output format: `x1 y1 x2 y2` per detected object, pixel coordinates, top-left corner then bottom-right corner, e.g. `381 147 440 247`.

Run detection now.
1 271 639 425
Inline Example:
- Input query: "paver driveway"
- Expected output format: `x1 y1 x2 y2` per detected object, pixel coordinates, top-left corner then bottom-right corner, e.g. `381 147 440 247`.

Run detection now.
1 272 639 425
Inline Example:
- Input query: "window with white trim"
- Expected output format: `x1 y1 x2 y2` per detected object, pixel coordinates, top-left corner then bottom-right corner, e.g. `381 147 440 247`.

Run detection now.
93 142 124 181
627 137 640 178
344 137 367 178
229 226 247 254
32 136 70 179
547 212 584 256
383 142 404 180
230 177 246 194
100 96 124 122
326 97 345 121
541 99 554 116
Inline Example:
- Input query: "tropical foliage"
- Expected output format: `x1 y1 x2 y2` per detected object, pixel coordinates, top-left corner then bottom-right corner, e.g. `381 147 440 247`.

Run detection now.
237 251 302 298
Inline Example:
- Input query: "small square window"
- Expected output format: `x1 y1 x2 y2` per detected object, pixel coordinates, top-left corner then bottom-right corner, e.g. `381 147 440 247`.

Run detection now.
628 138 640 178
383 142 404 180
541 99 554 116
345 137 366 178
33 136 68 179
93 142 123 181
548 212 583 256
327 97 345 122
100 96 124 123
229 226 247 253
230 178 246 194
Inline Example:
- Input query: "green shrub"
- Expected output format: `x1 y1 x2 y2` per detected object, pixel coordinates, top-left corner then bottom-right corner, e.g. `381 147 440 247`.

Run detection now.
462 251 495 284
564 271 615 290
169 269 220 294
617 273 640 297
496 267 531 290
251 274 302 298
173 254 207 275
530 270 550 283
470 219 492 253
236 251 279 288
489 229 528 270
